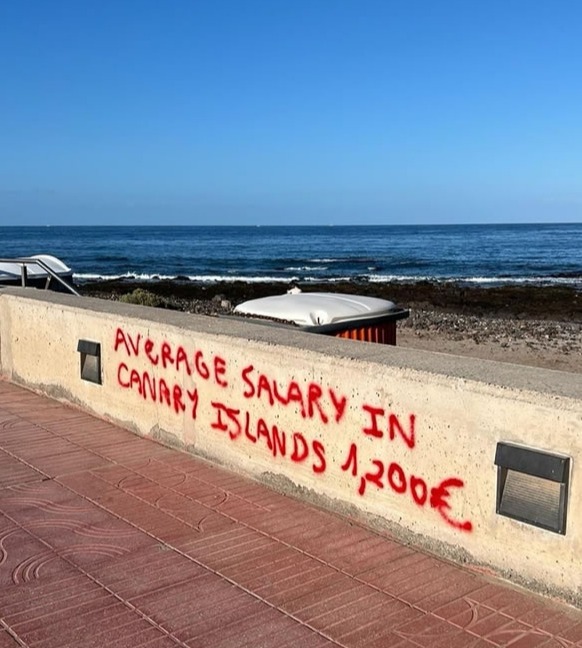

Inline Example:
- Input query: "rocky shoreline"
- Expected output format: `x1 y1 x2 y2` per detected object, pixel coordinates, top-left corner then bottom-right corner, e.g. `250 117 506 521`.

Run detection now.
79 278 582 373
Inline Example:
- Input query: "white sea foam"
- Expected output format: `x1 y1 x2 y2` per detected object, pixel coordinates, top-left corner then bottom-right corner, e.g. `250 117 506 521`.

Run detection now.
74 272 180 281
73 272 581 287
74 272 301 284
362 274 582 286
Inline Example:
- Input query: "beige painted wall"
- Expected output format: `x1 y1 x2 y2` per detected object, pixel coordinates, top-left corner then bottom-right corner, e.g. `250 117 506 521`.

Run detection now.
1 288 581 603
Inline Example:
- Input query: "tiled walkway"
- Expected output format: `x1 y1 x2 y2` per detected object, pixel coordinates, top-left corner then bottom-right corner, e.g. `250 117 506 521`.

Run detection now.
1 381 581 647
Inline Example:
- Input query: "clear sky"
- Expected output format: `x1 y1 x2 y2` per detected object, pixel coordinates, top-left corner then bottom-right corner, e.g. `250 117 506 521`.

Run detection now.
1 0 581 225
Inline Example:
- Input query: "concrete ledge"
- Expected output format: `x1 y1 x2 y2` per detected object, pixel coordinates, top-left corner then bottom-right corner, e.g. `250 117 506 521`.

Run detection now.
1 287 581 603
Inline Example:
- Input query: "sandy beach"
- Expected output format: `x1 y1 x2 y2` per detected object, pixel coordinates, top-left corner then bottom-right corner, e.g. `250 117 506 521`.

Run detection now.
80 279 582 374
397 308 581 374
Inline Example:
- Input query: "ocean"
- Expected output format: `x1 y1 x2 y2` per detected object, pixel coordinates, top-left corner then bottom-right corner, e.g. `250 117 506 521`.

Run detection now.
1 224 581 288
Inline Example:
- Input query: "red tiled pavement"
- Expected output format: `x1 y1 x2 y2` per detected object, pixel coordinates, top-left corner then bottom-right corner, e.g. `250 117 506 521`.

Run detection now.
1 380 581 647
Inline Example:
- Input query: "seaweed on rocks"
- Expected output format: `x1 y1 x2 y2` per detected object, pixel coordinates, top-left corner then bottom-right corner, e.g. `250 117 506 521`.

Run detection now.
79 278 582 322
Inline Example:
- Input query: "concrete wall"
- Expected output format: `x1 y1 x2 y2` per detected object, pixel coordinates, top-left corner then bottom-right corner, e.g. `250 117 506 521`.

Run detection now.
1 288 581 603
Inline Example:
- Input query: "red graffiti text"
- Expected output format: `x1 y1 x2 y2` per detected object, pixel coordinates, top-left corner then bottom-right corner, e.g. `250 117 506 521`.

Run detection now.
361 405 416 448
241 364 347 425
341 442 472 532
117 363 199 418
114 327 228 387
210 401 326 474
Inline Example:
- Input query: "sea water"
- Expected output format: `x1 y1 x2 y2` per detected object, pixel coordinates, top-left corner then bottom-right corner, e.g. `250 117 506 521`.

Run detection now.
1 224 581 288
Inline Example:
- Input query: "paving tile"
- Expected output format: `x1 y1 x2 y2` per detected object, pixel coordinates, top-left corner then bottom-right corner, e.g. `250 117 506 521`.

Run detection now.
97 440 175 464
339 608 424 647
239 551 320 590
0 526 79 587
138 638 183 648
283 577 370 616
186 607 285 648
0 422 55 449
156 498 234 535
397 564 462 605
235 612 322 648
91 545 207 599
59 619 167 648
17 603 139 647
420 629 493 648
11 594 123 635
134 579 252 638
249 557 333 594
129 459 194 487
354 551 433 592
309 591 390 635
414 571 484 612
156 451 210 473
0 571 95 614
200 536 281 573
559 621 582 643
253 510 326 538
175 524 253 555
174 598 267 643
186 535 279 573
466 611 528 641
56 470 123 502
391 613 465 644
1 475 94 511
0 631 20 648
433 596 482 626
5 435 84 459
265 571 344 607
172 477 230 504
15 448 110 478
2 381 582 648
1 490 148 560
363 635 418 648
0 450 45 488
15 408 88 426
519 604 577 633
170 596 264 642
479 621 551 647
321 534 399 570
221 546 299 585
277 631 338 648
5 586 112 629
201 496 274 527
506 633 559 648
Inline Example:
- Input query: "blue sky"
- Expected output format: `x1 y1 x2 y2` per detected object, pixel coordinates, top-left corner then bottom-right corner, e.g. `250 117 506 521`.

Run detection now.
1 0 581 225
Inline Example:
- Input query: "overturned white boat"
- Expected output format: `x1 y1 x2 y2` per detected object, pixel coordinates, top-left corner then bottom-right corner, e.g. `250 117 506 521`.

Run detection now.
0 255 78 294
234 290 409 345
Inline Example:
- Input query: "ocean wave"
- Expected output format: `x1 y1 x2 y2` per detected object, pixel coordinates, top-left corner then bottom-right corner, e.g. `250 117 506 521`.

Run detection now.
366 274 582 287
456 276 582 286
74 272 302 284
74 272 181 281
73 271 582 288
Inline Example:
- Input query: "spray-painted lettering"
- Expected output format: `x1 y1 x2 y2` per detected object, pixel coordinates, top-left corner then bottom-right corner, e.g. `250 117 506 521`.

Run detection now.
210 401 326 474
114 327 228 387
112 328 472 534
241 365 347 425
361 405 416 448
117 363 199 417
340 442 472 532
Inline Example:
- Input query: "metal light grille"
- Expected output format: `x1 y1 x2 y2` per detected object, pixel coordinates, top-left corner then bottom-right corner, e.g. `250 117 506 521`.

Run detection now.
495 442 570 535
77 340 102 385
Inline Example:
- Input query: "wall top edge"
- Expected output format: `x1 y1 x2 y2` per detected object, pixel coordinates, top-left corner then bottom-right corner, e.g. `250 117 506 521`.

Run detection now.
1 287 580 401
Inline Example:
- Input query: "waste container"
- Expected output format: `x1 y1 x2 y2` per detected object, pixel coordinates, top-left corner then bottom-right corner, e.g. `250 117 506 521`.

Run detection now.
234 291 409 345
